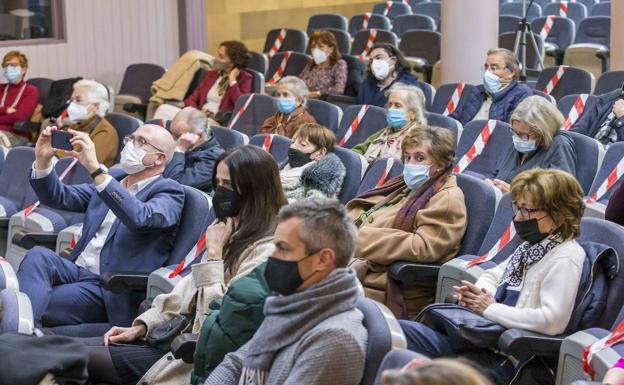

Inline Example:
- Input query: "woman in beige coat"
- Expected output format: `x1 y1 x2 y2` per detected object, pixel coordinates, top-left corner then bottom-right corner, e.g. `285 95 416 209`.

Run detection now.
85 145 288 385
348 126 467 319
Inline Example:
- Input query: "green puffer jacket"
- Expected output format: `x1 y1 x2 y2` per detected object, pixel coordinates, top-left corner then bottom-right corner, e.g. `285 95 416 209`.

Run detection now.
190 262 270 385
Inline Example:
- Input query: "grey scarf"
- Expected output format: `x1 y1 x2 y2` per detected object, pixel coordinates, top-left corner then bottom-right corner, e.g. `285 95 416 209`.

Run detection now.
238 268 360 385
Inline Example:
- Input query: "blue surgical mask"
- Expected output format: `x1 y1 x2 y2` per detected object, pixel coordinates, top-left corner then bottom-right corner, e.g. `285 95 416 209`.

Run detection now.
3 66 21 84
483 70 502 95
386 108 408 129
277 97 297 114
403 163 430 190
512 135 537 153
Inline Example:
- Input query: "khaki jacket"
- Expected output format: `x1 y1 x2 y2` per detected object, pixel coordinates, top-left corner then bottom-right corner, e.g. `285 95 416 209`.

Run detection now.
56 116 118 167
347 176 467 318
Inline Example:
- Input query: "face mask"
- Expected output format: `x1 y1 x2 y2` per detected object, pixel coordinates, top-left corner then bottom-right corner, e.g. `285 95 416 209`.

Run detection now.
386 108 408 129
277 97 297 114
311 48 328 65
212 185 242 219
3 66 21 84
512 135 537 153
403 163 430 190
483 70 502 94
513 218 549 245
288 147 314 168
213 59 229 72
264 253 317 296
371 59 391 81
120 141 148 174
67 102 90 122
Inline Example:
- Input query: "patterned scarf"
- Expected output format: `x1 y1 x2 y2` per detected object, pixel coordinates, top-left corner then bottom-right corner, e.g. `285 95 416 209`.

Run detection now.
594 111 617 147
216 72 229 97
494 232 563 306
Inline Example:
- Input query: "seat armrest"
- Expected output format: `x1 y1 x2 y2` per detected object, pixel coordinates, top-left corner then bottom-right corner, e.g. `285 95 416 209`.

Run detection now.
171 333 198 364
100 271 150 293
12 230 58 250
596 47 610 61
0 217 9 229
122 102 147 115
325 94 356 105
13 121 40 133
498 328 564 360
388 261 440 285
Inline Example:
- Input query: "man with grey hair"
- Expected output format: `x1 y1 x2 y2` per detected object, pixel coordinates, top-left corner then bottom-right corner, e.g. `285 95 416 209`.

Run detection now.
163 106 223 193
205 198 367 385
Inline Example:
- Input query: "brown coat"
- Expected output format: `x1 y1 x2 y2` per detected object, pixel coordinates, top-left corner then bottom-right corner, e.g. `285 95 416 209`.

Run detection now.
347 176 467 318
257 106 316 138
56 116 119 167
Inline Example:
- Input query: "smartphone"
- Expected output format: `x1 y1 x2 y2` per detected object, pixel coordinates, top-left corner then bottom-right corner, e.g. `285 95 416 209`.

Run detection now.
51 130 74 151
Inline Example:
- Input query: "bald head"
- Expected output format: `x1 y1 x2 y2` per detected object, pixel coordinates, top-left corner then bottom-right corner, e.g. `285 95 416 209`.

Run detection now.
136 124 176 163
171 107 209 139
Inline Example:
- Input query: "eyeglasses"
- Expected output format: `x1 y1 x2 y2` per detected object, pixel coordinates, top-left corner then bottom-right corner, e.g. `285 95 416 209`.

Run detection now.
511 201 543 219
509 127 532 141
123 135 164 153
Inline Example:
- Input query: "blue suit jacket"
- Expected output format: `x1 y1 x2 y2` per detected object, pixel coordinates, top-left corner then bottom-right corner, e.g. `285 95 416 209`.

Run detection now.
30 170 185 326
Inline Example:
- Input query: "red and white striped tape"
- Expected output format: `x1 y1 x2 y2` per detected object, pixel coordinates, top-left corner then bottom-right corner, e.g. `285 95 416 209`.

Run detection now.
70 233 76 249
583 320 624 380
563 94 589 130
585 157 624 204
267 28 288 58
376 158 395 188
467 221 517 267
358 29 378 61
543 65 568 94
24 158 79 221
443 83 465 116
339 105 369 146
263 134 275 152
55 109 69 129
361 12 372 30
267 51 291 85
539 15 555 41
382 1 409 16
559 1 568 17
228 94 255 129
452 120 497 174
168 230 208 279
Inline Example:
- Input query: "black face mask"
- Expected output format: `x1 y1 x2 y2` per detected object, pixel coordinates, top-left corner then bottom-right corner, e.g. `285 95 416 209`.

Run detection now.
212 186 241 219
264 253 317 296
513 218 549 245
287 148 314 168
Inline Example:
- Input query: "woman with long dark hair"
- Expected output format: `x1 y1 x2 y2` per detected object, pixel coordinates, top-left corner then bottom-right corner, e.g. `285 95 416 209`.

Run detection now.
86 145 288 385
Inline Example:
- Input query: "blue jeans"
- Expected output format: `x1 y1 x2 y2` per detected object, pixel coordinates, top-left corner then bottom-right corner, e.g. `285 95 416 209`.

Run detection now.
16 247 109 327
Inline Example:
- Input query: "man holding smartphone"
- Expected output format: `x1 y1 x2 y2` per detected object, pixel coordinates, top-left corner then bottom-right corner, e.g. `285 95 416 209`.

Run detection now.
571 81 624 147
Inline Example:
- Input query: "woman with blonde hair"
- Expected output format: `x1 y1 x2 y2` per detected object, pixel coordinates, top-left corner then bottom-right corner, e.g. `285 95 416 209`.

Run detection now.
381 358 492 385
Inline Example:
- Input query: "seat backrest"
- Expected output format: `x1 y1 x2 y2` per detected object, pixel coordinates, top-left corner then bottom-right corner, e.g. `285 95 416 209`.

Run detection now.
351 29 398 56
342 54 366 97
248 51 268 76
372 2 412 20
392 14 436 37
306 13 348 35
455 173 499 256
557 93 599 126
118 63 166 104
166 186 213 266
412 1 442 24
0 147 37 213
246 69 265 94
455 120 513 178
535 66 594 101
307 98 342 132
574 16 611 46
594 71 624 95
42 77 82 118
568 131 604 195
544 2 588 25
429 83 478 115
356 297 396 385
590 2 611 17
265 52 312 84
315 28 351 54
373 349 430 385
398 30 441 66
531 89 556 105
183 67 209 100
228 93 278 137
334 146 364 203
348 14 391 37
587 142 624 205
263 28 308 54
336 104 387 149
499 15 522 34
105 112 141 163
211 125 248 150
500 2 542 20
426 112 462 143
530 16 576 52
357 157 404 195
499 32 544 70
474 194 521 260
26 77 53 107
249 134 292 164
145 118 172 131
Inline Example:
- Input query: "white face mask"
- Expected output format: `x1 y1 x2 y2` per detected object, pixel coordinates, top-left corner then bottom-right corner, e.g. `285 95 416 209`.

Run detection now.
120 141 148 174
67 102 90 122
371 59 391 81
311 48 328 65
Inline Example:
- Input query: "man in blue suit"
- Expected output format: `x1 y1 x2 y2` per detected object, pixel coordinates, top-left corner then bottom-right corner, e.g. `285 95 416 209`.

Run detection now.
16 123 185 328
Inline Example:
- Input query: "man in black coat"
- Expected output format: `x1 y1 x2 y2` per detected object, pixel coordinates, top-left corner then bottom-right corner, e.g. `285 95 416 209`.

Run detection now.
571 83 624 146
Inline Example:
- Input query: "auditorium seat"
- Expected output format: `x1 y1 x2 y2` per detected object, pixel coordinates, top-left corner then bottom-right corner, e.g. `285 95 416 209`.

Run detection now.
105 112 141 163
392 14 436 37
335 146 367 203
594 71 624 95
348 14 391 37
247 68 265 94
535 66 594 102
372 2 412 21
0 288 34 334
411 1 441 27
335 104 387 149
211 125 249 150
500 1 542 21
249 133 291 164
373 349 430 385
584 142 624 219
530 16 576 66
454 119 513 178
429 83 478 116
499 15 521 34
262 28 308 55
115 63 165 113
563 16 611 80
499 31 545 71
399 30 441 83
350 29 398 58
570 131 605 193
425 112 463 143
247 51 268 76
590 2 611 17
557 93 599 123
532 89 557 104
306 13 348 35
227 93 277 137
306 98 343 133
357 157 404 195
543 2 588 26
265 51 311 86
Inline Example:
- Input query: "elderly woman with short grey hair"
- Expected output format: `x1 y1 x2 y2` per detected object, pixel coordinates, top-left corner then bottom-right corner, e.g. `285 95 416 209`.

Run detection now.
487 95 577 193
353 83 427 163
258 76 317 138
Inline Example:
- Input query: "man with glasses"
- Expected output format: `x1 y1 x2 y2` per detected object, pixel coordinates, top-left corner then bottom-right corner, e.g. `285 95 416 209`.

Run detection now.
9 123 185 331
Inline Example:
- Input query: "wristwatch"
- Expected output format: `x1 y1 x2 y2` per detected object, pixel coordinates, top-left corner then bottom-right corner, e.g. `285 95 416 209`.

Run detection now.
90 164 109 179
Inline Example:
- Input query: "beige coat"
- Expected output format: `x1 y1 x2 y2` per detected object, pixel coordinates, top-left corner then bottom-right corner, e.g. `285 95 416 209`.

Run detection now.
257 106 316 138
133 236 274 385
347 176 467 318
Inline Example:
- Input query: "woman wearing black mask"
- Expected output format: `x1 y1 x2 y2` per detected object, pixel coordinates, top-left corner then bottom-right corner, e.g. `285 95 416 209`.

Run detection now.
87 145 287 385
398 168 585 385
280 123 345 202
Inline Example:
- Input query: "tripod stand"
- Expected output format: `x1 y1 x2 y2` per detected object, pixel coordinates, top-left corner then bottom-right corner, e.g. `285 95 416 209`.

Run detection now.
512 0 544 82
